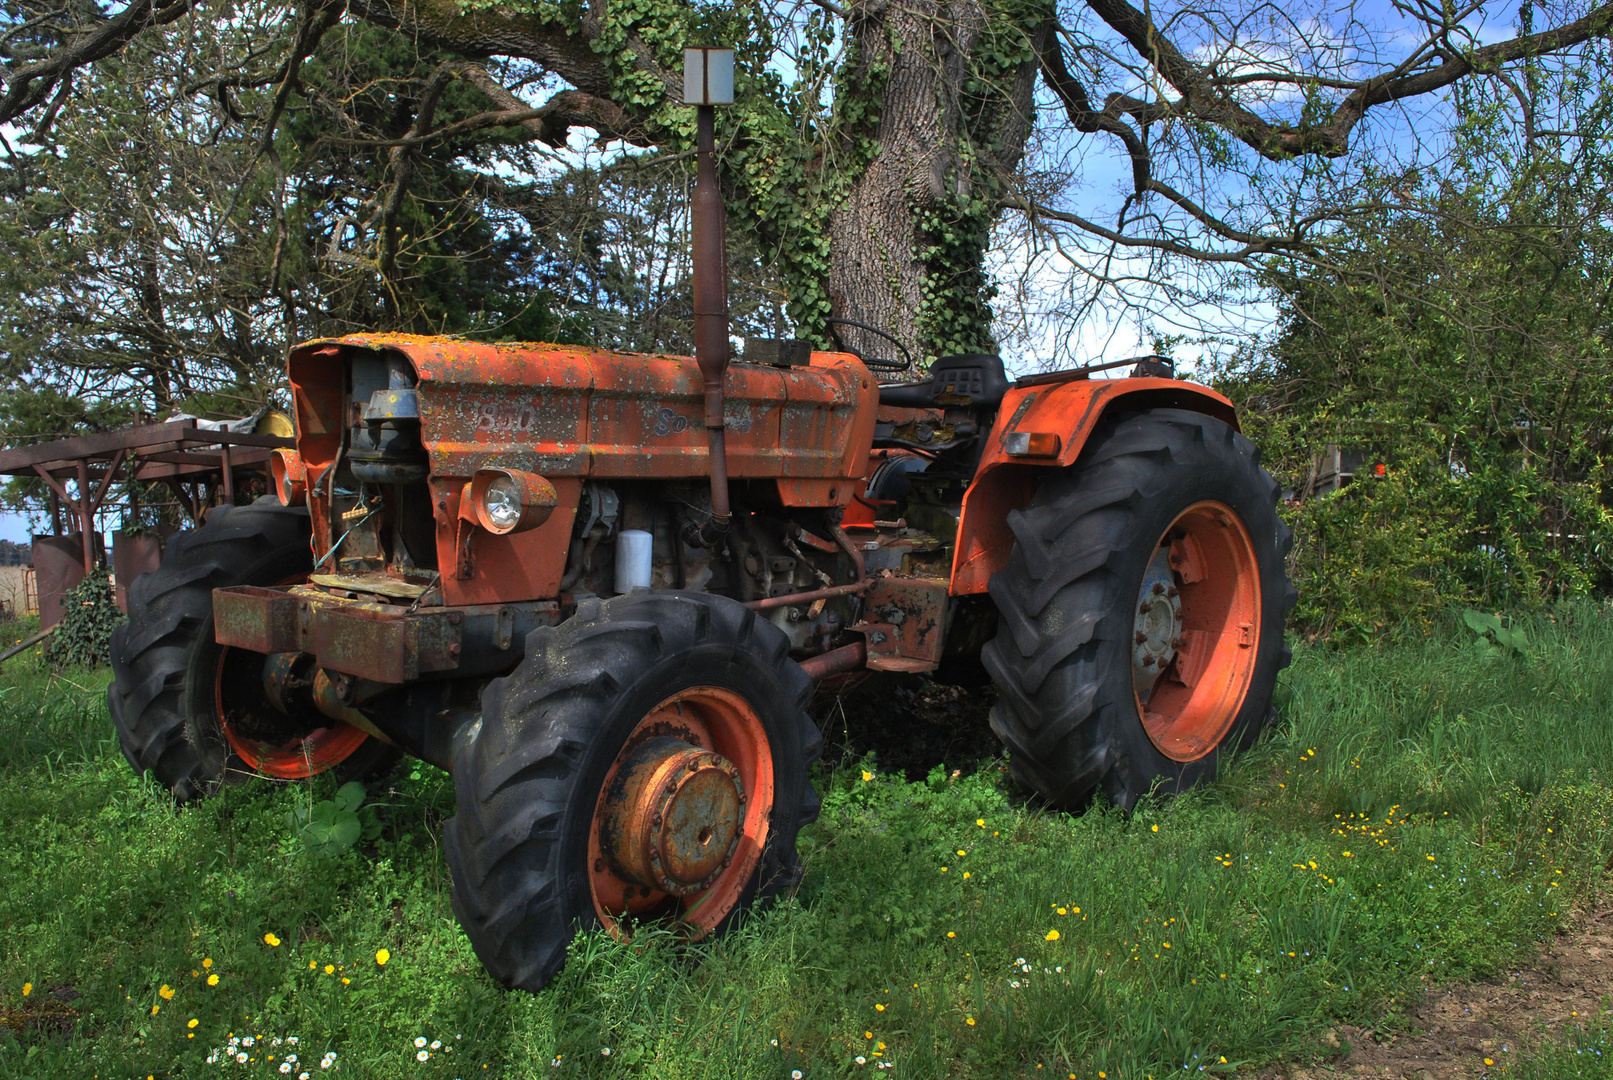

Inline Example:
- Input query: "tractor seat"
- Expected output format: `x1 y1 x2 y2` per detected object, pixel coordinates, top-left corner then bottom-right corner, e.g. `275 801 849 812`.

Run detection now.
878 353 1008 410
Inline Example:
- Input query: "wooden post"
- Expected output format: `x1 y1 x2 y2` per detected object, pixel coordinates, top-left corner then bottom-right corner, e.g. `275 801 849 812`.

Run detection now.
128 454 139 528
75 458 94 571
220 443 235 503
167 480 198 524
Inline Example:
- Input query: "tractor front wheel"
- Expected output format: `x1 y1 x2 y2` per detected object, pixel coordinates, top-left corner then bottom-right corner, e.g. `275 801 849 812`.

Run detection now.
444 592 822 992
107 499 392 800
982 408 1296 810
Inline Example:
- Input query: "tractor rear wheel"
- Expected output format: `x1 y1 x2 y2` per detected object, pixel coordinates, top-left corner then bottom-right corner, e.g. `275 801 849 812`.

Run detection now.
107 498 391 800
443 592 821 992
982 408 1295 810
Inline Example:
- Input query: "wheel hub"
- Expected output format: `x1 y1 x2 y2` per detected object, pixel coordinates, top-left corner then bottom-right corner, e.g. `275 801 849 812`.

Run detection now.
597 736 745 896
1133 546 1182 702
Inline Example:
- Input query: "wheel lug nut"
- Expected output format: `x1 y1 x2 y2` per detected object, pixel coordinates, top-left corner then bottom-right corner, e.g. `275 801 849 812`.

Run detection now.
1142 656 1156 667
1134 631 1147 644
1167 587 1179 598
1152 582 1166 594
1138 603 1151 614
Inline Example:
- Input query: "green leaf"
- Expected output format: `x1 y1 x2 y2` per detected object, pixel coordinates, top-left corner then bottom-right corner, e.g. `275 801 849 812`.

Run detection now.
331 815 362 849
333 781 367 813
1462 609 1503 635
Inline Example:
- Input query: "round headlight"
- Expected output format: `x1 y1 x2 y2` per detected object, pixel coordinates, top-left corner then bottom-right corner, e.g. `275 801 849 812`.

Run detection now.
482 476 524 532
467 468 559 535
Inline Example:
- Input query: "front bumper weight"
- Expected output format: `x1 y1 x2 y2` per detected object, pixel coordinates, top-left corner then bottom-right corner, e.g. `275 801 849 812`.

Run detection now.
213 585 558 683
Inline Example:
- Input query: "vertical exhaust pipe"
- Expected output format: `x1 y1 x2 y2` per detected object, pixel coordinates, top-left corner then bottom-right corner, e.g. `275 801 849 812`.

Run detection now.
686 48 736 538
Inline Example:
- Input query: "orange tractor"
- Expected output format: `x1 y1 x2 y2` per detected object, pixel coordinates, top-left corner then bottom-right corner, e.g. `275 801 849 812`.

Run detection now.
107 51 1294 992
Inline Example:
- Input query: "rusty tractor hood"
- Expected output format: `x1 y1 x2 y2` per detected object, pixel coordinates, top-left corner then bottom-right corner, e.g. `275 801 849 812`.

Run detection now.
287 334 880 496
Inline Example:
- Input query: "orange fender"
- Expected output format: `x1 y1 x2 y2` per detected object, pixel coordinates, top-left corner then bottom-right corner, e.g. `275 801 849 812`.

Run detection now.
949 377 1238 595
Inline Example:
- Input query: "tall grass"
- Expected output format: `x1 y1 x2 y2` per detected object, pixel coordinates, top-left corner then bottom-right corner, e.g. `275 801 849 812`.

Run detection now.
0 607 1610 1078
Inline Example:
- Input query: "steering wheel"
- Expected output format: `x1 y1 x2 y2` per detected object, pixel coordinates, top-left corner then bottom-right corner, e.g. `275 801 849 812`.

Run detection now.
824 317 914 373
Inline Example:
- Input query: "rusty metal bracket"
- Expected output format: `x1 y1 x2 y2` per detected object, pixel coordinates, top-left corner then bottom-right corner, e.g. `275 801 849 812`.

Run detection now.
849 576 949 674
213 585 559 683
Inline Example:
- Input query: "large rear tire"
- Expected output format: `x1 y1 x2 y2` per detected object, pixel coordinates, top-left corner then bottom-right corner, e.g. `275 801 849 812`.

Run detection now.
444 591 822 992
107 499 391 800
982 408 1295 810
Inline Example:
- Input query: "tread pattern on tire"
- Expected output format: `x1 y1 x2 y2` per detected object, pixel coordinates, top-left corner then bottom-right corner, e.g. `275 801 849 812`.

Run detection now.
982 408 1297 810
107 499 313 800
444 591 821 993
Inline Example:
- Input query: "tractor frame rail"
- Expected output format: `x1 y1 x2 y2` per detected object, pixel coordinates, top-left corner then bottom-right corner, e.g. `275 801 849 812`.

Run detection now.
213 585 559 684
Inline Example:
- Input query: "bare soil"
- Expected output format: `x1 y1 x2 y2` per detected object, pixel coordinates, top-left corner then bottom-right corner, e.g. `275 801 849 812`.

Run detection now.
1263 906 1613 1078
813 674 1002 780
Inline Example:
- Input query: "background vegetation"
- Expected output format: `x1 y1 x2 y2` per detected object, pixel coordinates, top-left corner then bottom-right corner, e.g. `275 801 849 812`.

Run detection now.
1207 64 1613 642
1 607 1611 1078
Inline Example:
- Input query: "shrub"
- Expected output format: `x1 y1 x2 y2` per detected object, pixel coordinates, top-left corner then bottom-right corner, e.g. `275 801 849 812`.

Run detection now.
45 573 125 668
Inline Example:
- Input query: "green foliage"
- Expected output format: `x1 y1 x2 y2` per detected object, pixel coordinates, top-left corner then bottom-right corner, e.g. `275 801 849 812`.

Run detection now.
2 612 1612 1075
288 781 382 858
1213 83 1613 641
1461 609 1532 657
43 574 124 669
1278 465 1474 643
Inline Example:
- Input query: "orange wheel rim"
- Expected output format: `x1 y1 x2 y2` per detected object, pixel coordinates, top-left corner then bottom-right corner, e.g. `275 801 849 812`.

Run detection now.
1133 501 1261 763
214 650 371 779
212 571 370 780
587 686 775 940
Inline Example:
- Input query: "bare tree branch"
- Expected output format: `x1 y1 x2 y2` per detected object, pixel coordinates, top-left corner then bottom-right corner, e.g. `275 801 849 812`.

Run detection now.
0 0 195 124
1082 0 1613 158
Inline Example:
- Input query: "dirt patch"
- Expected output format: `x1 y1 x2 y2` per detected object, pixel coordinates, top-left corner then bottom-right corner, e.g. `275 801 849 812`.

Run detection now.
813 675 1001 780
0 984 79 1040
1264 907 1613 1078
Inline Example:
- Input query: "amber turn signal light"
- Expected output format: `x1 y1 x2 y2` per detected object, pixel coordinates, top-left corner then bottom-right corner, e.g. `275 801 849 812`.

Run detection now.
271 449 307 506
467 468 559 535
1004 431 1061 458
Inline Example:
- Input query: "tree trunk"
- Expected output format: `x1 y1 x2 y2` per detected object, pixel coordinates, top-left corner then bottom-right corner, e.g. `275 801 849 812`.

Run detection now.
294 0 1048 363
827 2 1044 364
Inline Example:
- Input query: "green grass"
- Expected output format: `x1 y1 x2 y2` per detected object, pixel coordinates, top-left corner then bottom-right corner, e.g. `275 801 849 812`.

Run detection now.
1 608 1612 1079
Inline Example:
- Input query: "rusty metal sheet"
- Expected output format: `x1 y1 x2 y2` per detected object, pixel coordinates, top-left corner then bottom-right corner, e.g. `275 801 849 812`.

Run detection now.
849 576 949 673
308 601 418 682
432 476 579 606
213 586 300 653
303 598 463 682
